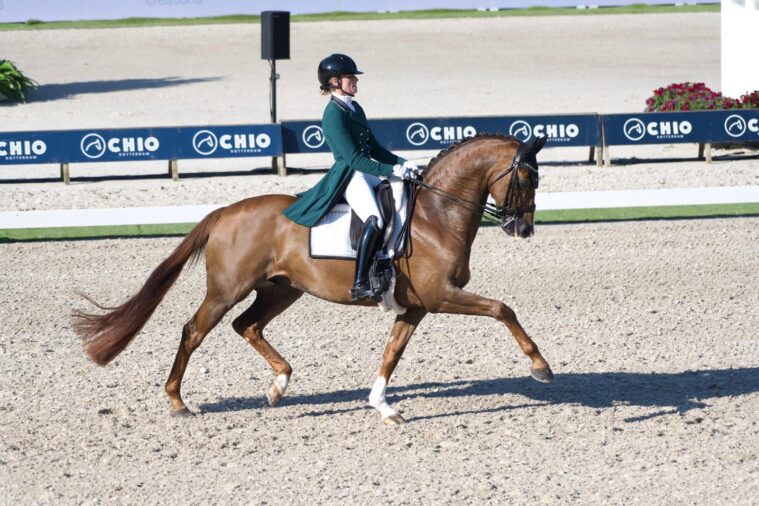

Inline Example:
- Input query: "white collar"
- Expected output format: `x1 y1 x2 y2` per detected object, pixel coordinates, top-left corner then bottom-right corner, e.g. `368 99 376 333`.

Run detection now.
331 93 355 112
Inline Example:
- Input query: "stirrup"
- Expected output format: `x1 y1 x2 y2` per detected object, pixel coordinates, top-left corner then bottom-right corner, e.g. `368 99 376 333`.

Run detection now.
351 282 382 302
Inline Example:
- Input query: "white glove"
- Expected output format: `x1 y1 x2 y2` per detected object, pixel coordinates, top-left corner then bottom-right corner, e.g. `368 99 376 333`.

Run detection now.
402 160 422 177
391 164 414 181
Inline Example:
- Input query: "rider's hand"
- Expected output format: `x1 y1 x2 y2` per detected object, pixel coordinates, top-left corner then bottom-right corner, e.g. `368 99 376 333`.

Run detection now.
402 160 422 177
391 164 414 181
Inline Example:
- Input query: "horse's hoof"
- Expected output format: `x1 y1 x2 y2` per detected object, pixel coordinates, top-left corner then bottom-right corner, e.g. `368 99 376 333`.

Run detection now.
383 413 407 426
267 383 283 407
171 407 195 417
266 374 289 407
531 366 554 384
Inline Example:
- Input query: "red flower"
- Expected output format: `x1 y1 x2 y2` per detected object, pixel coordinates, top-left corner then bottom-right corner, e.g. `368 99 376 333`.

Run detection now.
644 82 758 112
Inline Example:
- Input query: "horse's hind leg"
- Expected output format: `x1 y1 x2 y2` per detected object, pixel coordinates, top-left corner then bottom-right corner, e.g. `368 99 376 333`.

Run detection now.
232 281 303 406
369 309 427 425
165 295 231 416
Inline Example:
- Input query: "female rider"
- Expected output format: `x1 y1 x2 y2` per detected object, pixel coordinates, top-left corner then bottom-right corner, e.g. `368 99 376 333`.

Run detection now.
283 53 420 301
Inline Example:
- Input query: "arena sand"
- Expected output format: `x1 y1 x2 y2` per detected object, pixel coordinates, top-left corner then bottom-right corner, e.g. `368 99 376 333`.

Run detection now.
1 12 757 505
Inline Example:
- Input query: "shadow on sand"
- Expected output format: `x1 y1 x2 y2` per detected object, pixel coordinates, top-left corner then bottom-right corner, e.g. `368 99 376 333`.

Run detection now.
199 367 759 423
27 76 221 101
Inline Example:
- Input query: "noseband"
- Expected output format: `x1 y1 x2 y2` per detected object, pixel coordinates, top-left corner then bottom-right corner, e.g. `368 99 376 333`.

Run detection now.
411 151 539 230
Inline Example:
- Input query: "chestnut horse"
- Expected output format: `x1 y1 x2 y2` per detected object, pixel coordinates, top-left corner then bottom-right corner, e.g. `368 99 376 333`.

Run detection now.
73 133 553 425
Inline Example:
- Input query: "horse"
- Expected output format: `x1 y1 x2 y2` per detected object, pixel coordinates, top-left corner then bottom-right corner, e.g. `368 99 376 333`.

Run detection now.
72 133 553 426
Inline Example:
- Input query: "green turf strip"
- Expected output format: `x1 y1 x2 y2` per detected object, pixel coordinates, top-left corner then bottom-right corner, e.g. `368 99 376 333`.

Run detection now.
2 202 757 242
0 5 720 31
534 202 759 223
0 223 195 242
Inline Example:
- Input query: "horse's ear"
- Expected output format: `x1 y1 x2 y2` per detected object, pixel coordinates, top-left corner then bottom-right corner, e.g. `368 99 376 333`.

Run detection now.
531 135 547 155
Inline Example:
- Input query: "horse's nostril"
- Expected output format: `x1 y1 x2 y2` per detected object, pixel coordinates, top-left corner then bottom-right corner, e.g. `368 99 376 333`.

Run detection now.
518 223 534 238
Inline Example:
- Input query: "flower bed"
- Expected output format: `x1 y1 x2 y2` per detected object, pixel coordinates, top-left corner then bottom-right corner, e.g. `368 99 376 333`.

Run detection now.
645 82 759 112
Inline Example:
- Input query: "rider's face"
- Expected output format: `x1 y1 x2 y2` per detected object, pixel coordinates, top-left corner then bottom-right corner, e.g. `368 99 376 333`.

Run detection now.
333 74 358 95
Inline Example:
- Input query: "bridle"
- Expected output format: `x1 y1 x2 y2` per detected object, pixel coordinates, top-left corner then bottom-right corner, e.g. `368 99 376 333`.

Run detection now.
409 150 540 231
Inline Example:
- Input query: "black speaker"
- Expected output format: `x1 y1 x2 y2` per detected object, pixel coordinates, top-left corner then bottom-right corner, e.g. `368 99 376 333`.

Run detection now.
261 11 290 60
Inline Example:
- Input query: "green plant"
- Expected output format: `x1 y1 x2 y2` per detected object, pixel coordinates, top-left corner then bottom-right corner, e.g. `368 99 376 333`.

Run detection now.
0 60 38 102
645 82 759 112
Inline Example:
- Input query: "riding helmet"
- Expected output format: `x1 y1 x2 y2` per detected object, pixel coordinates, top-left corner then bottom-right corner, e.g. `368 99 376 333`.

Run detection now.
318 54 363 90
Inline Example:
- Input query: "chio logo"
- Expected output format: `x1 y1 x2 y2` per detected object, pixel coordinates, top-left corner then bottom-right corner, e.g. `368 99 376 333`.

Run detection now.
81 133 107 159
194 131 272 154
0 139 47 157
431 125 476 143
302 125 325 149
724 115 747 138
193 130 218 155
509 121 532 141
406 122 429 146
534 123 579 139
623 118 646 141
81 132 159 158
624 118 692 141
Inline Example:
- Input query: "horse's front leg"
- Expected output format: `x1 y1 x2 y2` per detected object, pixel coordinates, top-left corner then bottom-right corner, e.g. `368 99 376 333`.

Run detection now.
369 309 427 425
435 287 553 383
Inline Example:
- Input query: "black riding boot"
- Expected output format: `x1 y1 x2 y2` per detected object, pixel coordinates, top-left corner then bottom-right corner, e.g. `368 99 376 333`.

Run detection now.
351 216 383 301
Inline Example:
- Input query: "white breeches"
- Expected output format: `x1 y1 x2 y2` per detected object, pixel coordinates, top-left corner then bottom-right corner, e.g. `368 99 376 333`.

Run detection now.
344 170 384 228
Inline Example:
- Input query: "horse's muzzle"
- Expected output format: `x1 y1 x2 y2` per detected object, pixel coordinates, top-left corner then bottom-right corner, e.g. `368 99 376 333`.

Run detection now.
518 220 534 238
502 219 534 238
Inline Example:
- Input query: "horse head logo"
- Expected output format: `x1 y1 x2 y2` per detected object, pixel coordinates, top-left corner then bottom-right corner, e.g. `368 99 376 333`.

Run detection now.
192 130 218 156
724 115 746 138
623 118 646 141
80 133 106 159
509 120 533 142
302 125 325 149
406 122 429 146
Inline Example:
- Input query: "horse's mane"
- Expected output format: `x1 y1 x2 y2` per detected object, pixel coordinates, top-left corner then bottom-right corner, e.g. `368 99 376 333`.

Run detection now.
426 132 522 171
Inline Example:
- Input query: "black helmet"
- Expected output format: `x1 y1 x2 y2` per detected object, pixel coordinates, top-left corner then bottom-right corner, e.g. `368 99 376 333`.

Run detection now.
318 53 363 91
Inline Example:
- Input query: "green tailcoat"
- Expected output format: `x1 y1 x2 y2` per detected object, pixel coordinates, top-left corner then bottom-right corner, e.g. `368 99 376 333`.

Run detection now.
283 97 405 227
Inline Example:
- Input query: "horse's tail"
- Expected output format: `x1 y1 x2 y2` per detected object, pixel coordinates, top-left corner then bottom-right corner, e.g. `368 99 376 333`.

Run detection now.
72 207 225 366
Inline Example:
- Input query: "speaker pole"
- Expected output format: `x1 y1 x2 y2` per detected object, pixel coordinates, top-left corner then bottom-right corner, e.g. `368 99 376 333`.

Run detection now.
261 10 289 176
270 59 277 124
269 58 283 174
269 59 286 175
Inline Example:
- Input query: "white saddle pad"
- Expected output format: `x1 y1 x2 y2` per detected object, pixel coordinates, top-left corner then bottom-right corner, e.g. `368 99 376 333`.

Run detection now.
309 179 409 260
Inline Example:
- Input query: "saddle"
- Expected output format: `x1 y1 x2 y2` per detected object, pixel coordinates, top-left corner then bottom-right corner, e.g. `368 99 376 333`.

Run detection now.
308 178 412 260
349 179 395 251
308 179 415 313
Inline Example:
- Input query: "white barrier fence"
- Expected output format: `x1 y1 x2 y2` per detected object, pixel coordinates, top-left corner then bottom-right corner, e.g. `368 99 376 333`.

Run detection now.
2 187 758 230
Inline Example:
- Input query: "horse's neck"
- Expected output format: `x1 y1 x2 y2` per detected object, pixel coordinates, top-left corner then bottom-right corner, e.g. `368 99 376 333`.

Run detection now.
419 143 498 244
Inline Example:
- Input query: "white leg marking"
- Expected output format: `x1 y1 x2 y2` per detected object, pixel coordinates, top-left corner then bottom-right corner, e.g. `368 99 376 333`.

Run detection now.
368 376 398 419
275 373 289 395
267 373 289 406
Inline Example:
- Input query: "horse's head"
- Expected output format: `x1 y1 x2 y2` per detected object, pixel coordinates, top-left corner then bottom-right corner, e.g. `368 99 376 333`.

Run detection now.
488 135 546 238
